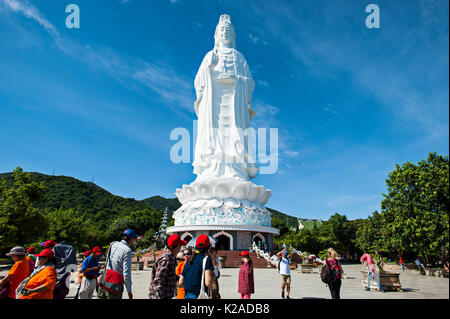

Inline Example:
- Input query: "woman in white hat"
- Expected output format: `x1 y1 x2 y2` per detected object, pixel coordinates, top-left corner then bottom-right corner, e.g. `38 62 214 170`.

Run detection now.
0 247 29 299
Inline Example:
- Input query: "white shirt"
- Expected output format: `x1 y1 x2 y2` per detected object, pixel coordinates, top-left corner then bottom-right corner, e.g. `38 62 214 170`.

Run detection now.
213 257 222 277
279 257 292 276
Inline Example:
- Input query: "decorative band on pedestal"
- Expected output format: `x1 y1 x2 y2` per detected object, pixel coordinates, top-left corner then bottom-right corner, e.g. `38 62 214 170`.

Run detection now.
166 224 280 235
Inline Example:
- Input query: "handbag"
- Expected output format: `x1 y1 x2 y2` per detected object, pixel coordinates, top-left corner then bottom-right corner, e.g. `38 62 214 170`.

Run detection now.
0 282 9 299
197 256 209 299
99 242 124 295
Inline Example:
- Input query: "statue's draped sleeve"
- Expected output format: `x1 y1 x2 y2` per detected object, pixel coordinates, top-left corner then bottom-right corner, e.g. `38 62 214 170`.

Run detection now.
193 52 214 175
242 58 256 120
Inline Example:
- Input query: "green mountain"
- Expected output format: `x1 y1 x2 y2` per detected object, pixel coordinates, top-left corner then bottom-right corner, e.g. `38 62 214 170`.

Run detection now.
0 171 301 229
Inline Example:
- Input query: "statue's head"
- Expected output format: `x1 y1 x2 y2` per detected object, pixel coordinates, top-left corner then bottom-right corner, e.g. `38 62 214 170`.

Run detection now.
214 14 236 49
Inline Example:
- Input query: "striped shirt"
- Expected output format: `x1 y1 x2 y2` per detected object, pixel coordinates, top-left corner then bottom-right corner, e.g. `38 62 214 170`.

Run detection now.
108 240 133 294
149 250 177 299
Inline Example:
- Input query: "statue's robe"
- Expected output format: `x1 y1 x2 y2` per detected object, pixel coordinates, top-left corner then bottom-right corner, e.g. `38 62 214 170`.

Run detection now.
193 49 256 180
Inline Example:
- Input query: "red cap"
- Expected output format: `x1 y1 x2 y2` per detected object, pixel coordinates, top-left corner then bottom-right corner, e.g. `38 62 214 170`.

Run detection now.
41 240 57 248
27 247 36 254
35 248 55 260
167 235 187 248
83 250 91 257
239 251 249 257
92 246 102 255
196 234 210 249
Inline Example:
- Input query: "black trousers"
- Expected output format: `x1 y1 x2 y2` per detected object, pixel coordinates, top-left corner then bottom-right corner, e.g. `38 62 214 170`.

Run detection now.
328 279 342 299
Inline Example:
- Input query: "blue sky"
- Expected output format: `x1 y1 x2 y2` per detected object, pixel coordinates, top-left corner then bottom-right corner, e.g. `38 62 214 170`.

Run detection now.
0 0 448 220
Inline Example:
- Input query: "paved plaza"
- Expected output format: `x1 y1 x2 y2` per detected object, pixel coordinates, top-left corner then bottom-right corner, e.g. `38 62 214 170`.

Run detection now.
2 264 448 299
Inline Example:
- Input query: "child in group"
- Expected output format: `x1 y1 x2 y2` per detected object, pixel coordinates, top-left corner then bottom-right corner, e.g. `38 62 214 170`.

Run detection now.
238 251 254 299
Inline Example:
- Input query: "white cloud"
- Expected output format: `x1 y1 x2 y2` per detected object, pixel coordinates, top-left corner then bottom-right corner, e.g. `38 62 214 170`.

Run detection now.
284 150 299 156
248 33 259 44
257 80 269 87
247 0 449 139
1 0 58 38
2 0 194 114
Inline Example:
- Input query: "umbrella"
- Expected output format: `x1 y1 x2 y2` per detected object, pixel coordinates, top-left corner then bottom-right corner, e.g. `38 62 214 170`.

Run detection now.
186 236 217 248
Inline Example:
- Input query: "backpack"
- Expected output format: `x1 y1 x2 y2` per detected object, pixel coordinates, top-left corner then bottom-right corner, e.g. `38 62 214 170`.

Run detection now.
321 259 340 284
52 241 77 299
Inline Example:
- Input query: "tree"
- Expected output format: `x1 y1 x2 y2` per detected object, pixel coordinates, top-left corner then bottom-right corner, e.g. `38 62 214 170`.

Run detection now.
0 167 48 253
355 211 393 256
106 208 164 247
318 213 355 256
274 223 324 255
46 208 97 252
271 216 289 237
381 152 449 264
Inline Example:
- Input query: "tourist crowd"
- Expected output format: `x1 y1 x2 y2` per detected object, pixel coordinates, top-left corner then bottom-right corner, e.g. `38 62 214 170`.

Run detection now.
2 229 439 300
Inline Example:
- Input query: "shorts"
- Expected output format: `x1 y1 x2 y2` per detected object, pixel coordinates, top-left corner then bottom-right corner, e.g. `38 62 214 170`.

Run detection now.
281 274 291 284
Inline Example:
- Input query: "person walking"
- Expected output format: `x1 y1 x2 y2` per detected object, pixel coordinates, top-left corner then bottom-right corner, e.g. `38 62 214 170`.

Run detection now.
324 248 344 299
209 246 221 299
361 252 384 292
74 250 91 299
79 246 102 299
0 247 30 299
149 234 186 299
97 229 140 299
238 251 254 299
399 256 405 272
17 248 57 299
179 235 214 299
276 249 292 299
25 247 37 275
415 257 425 275
41 240 57 250
175 248 192 299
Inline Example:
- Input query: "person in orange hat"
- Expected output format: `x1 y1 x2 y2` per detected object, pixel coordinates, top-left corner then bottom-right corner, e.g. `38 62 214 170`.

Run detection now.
149 234 186 299
178 234 214 299
238 251 254 299
17 248 57 299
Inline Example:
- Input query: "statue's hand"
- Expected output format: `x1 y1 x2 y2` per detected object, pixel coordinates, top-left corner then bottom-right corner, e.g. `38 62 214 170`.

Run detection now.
210 49 218 66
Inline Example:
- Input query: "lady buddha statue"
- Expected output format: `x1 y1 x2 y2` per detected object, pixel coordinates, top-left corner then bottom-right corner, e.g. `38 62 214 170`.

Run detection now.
193 14 258 182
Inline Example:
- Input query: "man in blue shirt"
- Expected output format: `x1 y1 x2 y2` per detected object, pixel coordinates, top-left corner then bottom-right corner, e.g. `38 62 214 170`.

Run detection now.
179 235 214 299
79 246 102 299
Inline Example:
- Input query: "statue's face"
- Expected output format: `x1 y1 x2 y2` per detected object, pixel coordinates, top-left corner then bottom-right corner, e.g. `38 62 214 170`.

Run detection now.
217 23 233 45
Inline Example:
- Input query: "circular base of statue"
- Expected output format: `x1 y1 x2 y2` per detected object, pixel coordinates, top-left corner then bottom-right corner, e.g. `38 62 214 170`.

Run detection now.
173 202 272 227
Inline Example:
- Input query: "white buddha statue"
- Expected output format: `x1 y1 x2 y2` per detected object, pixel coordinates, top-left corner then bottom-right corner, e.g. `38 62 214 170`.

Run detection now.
193 14 257 182
172 15 273 228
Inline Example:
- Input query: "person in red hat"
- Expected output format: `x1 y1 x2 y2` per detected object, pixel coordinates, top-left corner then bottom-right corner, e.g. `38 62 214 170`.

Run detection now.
79 247 103 299
178 234 214 299
41 240 57 249
25 247 37 276
74 250 91 299
238 251 254 299
149 234 186 299
17 248 57 299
